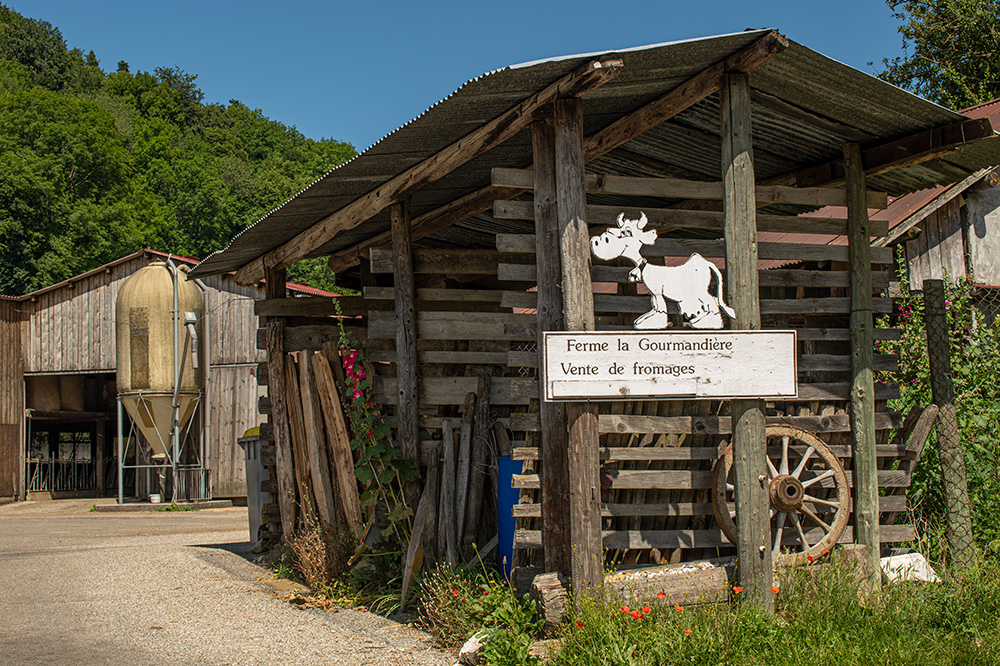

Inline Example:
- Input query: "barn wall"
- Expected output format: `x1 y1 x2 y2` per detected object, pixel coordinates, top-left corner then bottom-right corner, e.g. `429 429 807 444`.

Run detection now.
904 198 967 290
966 185 1000 286
17 254 268 498
0 300 24 499
208 363 264 497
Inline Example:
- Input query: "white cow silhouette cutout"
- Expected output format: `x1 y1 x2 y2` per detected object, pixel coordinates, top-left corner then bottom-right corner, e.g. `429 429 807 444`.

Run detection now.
590 212 736 330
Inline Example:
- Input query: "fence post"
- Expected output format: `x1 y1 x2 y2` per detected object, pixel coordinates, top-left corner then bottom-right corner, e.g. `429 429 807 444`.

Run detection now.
923 279 977 569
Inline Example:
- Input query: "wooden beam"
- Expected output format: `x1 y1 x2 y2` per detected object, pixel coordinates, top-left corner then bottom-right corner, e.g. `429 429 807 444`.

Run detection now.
555 98 602 591
845 142 880 589
327 31 787 273
492 168 888 209
583 30 788 158
263 266 296 539
722 72 772 611
235 55 623 284
783 117 997 189
392 200 421 509
532 117 571 576
493 199 890 237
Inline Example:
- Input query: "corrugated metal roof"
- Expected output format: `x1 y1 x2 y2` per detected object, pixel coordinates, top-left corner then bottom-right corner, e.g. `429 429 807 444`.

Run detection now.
191 31 1000 278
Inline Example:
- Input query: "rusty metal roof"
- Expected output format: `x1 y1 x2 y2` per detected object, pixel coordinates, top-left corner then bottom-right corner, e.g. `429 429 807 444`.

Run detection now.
191 30 1000 279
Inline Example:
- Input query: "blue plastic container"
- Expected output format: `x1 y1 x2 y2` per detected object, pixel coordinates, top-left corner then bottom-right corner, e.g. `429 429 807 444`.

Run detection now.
497 455 523 579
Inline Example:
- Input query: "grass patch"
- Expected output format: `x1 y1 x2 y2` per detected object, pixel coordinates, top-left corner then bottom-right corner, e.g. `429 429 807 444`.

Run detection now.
550 559 1000 666
155 502 198 512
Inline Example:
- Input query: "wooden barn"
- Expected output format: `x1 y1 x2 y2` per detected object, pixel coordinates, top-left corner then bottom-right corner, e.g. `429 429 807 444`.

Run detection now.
189 30 1000 605
0 249 329 503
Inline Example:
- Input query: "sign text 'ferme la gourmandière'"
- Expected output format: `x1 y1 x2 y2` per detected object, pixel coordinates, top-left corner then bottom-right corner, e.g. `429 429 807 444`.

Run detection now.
542 330 798 401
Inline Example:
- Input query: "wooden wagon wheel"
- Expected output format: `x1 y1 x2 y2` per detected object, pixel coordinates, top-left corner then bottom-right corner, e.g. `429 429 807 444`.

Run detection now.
712 425 851 566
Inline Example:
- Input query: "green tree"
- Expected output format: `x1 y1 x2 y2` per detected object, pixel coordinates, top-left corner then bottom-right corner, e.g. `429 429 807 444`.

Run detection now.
879 0 1000 109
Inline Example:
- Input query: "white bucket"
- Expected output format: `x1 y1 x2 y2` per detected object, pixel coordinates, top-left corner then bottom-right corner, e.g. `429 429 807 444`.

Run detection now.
149 493 162 504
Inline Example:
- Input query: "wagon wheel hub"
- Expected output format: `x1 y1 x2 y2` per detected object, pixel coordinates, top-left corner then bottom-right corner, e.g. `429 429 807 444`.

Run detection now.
769 474 805 513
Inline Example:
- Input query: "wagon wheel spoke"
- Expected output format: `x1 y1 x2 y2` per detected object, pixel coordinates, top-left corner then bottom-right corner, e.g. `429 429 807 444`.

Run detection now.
790 512 811 552
766 457 780 479
780 436 790 475
799 504 831 532
791 446 815 479
800 469 835 489
772 511 786 554
803 493 840 509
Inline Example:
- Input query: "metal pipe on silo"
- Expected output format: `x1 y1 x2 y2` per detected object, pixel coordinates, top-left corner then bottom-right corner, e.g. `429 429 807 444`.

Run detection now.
167 256 181 503
117 397 124 505
193 278 211 500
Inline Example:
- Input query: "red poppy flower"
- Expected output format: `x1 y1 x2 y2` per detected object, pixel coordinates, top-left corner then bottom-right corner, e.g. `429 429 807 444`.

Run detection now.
452 589 459 597
674 604 683 612
683 629 692 637
621 606 630 614
630 610 643 620
770 586 779 594
732 586 743 594
807 555 814 562
641 605 652 614
654 591 666 599
576 620 583 630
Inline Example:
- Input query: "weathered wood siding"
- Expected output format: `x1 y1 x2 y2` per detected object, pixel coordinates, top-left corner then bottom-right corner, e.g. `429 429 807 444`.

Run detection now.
904 198 967 290
966 185 1000 286
208 364 263 498
0 299 24 499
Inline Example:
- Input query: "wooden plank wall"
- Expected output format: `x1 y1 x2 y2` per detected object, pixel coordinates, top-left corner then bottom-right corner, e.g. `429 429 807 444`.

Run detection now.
491 228 909 564
905 197 966 291
0 299 24 499
209 364 264 497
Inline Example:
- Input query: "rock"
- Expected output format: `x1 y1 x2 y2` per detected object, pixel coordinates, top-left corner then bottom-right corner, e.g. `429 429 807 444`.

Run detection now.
880 551 941 583
458 630 489 665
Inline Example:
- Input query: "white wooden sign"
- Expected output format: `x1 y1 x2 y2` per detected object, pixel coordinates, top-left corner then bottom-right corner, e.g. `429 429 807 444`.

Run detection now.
543 330 797 401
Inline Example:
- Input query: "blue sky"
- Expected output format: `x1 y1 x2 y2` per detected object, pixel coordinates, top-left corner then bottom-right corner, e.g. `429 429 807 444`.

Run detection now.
9 0 908 151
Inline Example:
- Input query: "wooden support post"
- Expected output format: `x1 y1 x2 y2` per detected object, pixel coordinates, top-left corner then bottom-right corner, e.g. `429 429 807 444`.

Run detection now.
532 117 572 576
264 265 297 539
298 349 339 532
924 279 977 569
721 72 772 611
392 199 421 509
554 98 602 590
844 142 881 587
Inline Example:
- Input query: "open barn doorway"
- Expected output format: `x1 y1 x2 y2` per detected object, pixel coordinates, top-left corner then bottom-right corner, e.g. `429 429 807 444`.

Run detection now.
23 373 117 499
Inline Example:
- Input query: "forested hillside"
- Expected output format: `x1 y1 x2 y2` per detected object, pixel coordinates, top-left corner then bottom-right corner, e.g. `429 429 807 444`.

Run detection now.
0 5 355 294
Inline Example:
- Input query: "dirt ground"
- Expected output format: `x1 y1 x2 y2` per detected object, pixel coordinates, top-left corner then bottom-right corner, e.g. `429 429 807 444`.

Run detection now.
0 499 454 666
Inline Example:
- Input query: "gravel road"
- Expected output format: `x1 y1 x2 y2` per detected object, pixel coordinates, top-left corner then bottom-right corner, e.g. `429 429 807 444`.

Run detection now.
0 500 454 666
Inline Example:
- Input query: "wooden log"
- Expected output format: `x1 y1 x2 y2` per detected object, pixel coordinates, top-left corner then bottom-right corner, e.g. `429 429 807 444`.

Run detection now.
420 445 441 570
263 269 297 539
311 350 365 538
463 373 491 555
845 142 881 588
370 247 535 275
298 350 339 532
401 465 439 607
492 168 888 209
455 392 476 542
256 361 268 386
512 444 909 463
605 558 734 607
556 98 602 590
925 279 977 569
362 286 505 303
255 296 338 317
531 116 573 578
530 572 570 635
438 419 458 566
393 199 421 511
722 71 772 610
284 356 316 526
